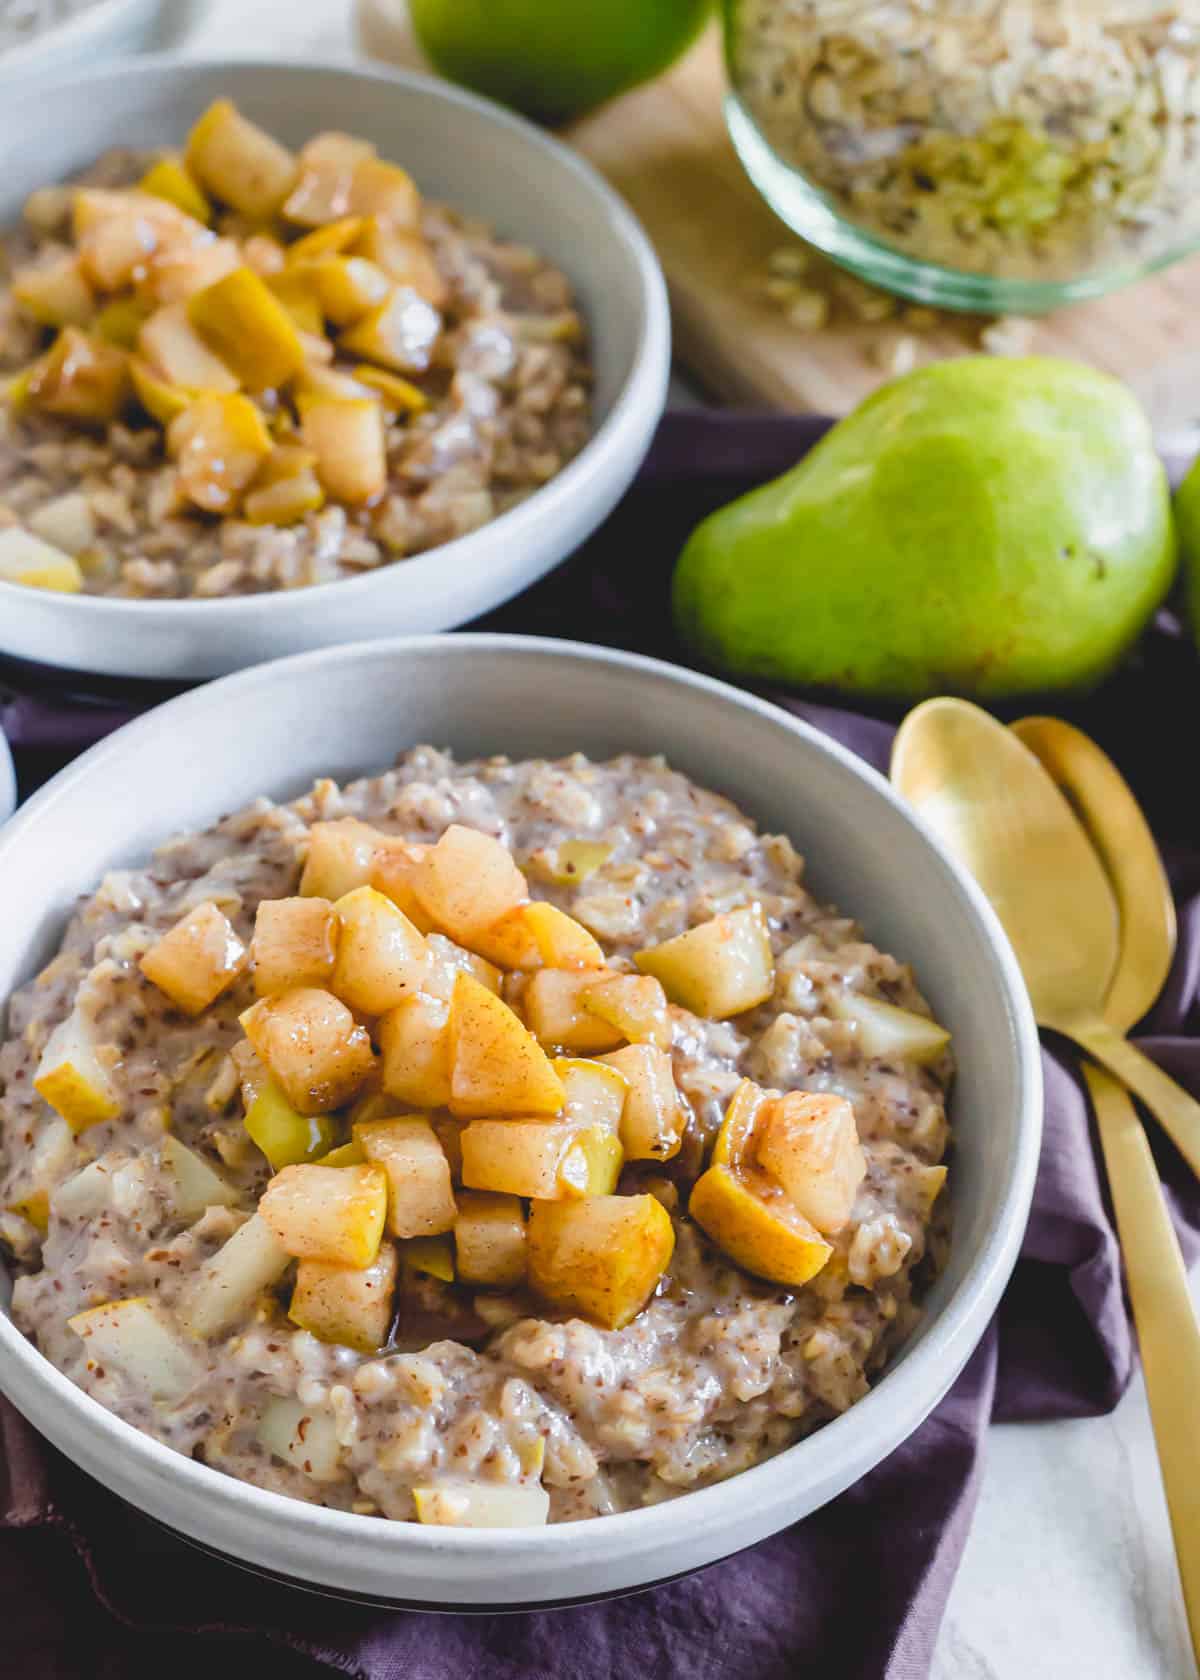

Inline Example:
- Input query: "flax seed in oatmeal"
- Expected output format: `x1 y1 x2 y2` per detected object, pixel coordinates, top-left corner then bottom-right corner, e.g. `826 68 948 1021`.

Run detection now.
0 750 951 1525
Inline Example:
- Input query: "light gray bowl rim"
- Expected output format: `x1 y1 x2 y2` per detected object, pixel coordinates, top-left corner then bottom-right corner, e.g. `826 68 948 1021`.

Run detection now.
0 54 670 622
0 633 1042 1561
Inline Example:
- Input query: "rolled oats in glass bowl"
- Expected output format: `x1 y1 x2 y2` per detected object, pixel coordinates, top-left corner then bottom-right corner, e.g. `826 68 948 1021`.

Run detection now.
723 0 1200 312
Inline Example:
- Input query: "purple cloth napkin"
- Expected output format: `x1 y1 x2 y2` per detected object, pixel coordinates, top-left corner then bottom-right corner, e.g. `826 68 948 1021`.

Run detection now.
3 410 1200 1680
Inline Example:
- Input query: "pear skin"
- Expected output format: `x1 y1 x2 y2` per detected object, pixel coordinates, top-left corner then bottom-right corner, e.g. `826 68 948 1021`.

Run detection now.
673 358 1176 702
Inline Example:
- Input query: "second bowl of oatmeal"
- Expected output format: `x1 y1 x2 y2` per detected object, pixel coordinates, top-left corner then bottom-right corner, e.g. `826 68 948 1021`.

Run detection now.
0 59 669 679
0 635 1041 1605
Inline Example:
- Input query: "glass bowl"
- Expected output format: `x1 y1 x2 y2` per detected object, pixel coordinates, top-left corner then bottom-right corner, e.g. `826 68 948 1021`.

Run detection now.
723 0 1200 314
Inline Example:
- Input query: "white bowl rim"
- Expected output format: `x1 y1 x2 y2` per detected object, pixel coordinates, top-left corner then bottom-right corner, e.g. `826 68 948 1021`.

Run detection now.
0 0 158 72
0 632 1043 1553
0 54 670 622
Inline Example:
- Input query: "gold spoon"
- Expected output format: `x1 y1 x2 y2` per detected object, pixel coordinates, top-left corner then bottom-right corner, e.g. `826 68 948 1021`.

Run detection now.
1012 716 1200 1663
891 698 1200 1180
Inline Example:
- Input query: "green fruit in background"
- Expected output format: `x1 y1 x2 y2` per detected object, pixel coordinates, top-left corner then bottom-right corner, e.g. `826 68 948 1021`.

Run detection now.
408 0 712 125
673 357 1176 702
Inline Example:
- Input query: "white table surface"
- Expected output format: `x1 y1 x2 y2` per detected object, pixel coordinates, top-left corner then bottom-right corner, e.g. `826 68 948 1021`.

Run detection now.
154 4 1198 1674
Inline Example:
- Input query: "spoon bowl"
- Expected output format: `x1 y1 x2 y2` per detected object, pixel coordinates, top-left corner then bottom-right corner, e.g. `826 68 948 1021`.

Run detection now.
893 696 1200 1179
1010 716 1175 1034
892 698 1120 1029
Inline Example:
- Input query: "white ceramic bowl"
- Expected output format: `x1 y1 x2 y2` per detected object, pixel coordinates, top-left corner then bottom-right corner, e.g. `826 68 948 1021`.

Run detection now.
0 60 670 681
0 636 1041 1607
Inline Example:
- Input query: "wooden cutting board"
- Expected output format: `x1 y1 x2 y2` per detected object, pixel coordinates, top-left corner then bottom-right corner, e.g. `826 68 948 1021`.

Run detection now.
357 6 1200 434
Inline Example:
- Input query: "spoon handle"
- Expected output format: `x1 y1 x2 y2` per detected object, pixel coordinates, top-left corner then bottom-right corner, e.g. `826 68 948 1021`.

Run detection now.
1085 1064 1200 1661
1070 1017 1200 1182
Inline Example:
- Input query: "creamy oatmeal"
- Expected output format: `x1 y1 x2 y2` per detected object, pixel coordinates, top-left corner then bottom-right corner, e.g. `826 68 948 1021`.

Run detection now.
0 102 590 599
0 751 950 1527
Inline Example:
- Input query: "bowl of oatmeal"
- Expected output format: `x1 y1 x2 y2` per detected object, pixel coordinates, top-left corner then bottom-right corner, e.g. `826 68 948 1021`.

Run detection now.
0 636 1040 1605
0 60 669 679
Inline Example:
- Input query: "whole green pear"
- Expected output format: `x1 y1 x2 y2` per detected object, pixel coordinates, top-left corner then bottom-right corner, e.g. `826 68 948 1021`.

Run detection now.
673 358 1176 702
408 0 712 125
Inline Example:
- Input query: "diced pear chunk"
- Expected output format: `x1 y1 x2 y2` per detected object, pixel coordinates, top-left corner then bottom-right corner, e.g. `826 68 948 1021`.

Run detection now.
74 190 207 291
319 1138 366 1169
460 1120 587 1200
527 1194 675 1330
569 1124 624 1196
185 99 298 219
347 158 421 227
339 287 441 375
34 1009 119 1131
757 1092 866 1236
691 1079 834 1286
353 219 445 306
0 528 83 593
168 392 273 514
12 252 94 327
542 839 613 886
138 302 240 391
244 1076 337 1171
256 1395 343 1481
303 255 391 326
448 973 565 1118
583 974 672 1050
689 1162 831 1288
412 825 528 944
289 1242 397 1352
94 296 151 349
267 268 325 334
252 895 339 995
475 901 605 972
260 1162 388 1266
413 1481 549 1529
454 1190 526 1286
378 991 452 1107
828 994 951 1064
300 818 384 900
188 267 305 391
243 458 325 525
25 327 129 424
240 987 376 1114
283 132 376 227
352 363 428 414
177 1212 292 1338
141 236 242 308
355 1116 456 1238
9 1189 49 1233
553 1058 627 1133
68 1297 200 1402
28 491 95 554
523 968 624 1053
160 1134 240 1220
139 901 248 1015
139 155 212 223
288 215 366 262
370 838 435 930
423 933 502 1000
330 886 428 1014
53 1159 118 1222
129 355 191 424
300 395 386 505
597 1044 683 1161
404 1233 455 1282
636 905 775 1020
